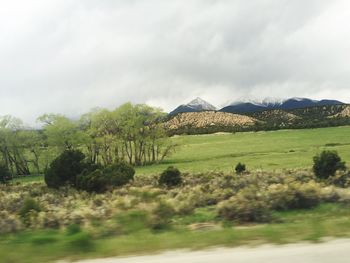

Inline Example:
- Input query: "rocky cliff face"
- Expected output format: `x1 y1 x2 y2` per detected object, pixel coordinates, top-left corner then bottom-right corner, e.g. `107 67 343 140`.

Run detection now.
331 105 350 118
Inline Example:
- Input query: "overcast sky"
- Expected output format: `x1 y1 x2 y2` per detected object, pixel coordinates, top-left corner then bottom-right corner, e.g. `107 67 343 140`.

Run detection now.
1 0 350 124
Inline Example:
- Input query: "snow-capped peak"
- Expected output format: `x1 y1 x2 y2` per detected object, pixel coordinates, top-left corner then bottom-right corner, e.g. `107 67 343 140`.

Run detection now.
229 97 283 107
187 97 216 110
289 97 318 102
261 97 284 106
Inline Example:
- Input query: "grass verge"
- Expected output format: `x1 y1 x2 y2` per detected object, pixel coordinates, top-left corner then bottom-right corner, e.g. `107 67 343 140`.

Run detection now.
1 203 350 263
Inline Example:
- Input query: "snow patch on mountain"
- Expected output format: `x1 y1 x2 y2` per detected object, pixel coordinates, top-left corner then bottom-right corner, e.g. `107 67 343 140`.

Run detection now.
187 97 217 110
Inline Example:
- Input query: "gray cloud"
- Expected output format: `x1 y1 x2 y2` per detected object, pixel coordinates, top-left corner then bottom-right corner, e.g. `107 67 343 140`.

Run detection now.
0 0 349 124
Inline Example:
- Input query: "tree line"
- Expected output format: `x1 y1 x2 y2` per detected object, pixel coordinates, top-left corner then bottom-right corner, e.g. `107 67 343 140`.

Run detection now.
0 103 175 177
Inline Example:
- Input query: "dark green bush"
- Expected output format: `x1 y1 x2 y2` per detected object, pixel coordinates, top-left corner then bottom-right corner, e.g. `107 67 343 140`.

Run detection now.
45 150 86 188
104 162 135 186
0 164 11 184
235 162 246 174
76 169 107 193
159 166 182 187
313 150 346 179
76 162 135 193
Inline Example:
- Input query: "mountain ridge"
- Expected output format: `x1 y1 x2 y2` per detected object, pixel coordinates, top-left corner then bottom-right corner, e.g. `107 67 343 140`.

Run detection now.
220 97 344 113
169 97 345 115
165 104 350 135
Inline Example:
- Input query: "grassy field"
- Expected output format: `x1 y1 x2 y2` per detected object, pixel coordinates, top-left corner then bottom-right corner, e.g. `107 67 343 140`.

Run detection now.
15 126 350 182
5 126 350 262
2 203 350 263
137 126 350 175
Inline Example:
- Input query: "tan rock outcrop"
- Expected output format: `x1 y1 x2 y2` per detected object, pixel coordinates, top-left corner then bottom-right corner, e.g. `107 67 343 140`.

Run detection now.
331 106 350 118
165 111 257 130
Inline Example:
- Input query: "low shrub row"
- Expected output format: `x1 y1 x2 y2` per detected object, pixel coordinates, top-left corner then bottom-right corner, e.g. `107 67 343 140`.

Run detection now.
1 148 350 235
44 150 183 193
217 179 343 223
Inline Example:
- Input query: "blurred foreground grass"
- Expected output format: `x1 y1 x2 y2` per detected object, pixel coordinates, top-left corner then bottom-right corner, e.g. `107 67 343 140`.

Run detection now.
1 203 350 263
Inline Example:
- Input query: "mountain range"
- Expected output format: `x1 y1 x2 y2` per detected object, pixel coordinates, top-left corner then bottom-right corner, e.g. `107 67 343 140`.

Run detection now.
169 97 344 115
165 103 350 135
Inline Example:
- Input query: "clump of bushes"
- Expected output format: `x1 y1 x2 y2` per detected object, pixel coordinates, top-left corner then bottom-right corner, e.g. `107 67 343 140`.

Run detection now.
3 168 350 235
0 211 22 234
313 150 346 180
328 171 350 188
150 201 176 230
76 162 135 193
267 181 322 210
290 181 322 209
104 162 135 186
235 162 246 174
45 149 135 192
159 166 182 187
19 197 41 218
19 197 41 226
218 180 328 223
45 149 86 188
266 184 295 211
0 164 11 184
217 187 272 223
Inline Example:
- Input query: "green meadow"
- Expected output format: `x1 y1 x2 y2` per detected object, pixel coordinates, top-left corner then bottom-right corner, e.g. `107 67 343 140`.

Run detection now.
137 126 350 175
15 126 350 183
5 126 350 262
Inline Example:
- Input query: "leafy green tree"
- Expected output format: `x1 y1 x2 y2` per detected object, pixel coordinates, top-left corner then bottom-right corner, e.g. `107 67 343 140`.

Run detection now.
19 130 46 174
114 103 174 166
0 115 30 175
80 103 175 167
0 163 11 184
38 114 88 151
0 104 174 177
80 108 120 165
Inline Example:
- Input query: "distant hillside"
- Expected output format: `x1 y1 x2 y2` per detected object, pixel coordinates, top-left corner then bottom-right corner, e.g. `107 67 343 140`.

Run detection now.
249 104 350 130
164 111 257 135
220 102 266 114
170 97 216 115
249 109 301 129
165 104 350 135
220 98 344 114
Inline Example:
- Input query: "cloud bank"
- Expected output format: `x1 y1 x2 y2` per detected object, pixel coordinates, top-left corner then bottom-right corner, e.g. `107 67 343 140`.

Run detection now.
1 0 350 124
